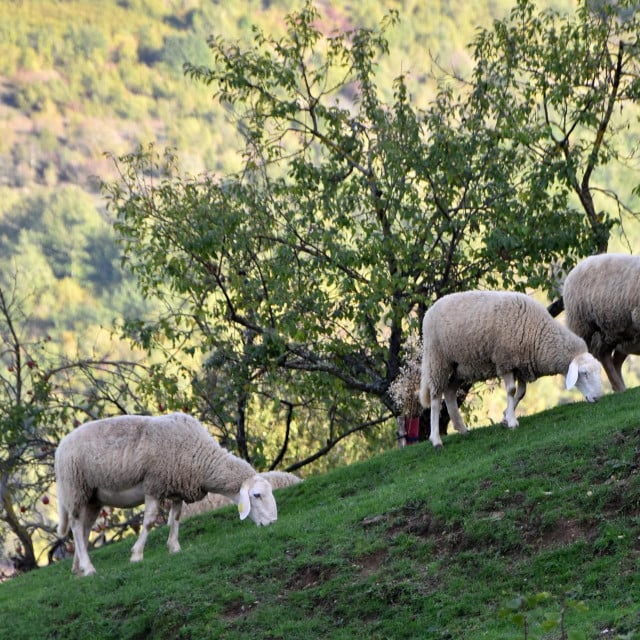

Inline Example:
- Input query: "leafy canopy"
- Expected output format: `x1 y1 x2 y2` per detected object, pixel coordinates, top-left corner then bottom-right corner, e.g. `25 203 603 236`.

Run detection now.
472 0 640 255
106 0 640 469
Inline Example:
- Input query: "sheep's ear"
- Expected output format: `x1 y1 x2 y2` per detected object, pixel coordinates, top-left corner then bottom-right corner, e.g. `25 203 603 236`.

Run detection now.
566 361 579 390
237 487 251 521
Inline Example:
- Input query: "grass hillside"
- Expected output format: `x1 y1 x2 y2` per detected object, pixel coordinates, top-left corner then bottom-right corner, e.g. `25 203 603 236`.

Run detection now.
1 389 639 640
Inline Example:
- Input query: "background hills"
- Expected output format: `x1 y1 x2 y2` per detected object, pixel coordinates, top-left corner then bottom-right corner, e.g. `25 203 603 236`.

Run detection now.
3 0 623 420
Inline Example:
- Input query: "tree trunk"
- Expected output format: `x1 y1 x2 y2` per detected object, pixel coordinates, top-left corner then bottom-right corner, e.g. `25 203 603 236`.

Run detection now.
1 491 38 572
547 297 564 318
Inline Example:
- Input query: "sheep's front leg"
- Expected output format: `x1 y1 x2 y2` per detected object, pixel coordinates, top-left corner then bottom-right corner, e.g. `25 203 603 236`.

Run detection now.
443 382 468 435
130 496 159 563
610 349 628 392
166 499 183 554
501 372 524 429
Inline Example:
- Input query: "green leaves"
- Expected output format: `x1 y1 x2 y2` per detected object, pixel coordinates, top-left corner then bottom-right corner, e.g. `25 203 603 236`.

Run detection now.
106 0 640 470
472 0 640 255
499 590 589 639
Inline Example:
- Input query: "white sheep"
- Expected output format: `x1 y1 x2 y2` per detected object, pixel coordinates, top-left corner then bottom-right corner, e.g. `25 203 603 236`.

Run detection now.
418 290 603 448
181 470 303 519
563 253 640 392
55 412 278 576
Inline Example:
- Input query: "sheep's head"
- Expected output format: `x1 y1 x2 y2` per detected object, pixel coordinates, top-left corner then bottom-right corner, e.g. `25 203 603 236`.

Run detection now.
237 475 278 526
565 352 602 403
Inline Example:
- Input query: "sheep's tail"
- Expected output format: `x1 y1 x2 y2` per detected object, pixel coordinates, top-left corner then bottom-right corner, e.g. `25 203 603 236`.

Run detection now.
418 343 431 408
418 374 430 408
57 487 69 537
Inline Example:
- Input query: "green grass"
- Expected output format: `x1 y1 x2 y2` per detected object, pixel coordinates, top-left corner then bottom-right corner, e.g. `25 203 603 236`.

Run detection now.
1 388 639 640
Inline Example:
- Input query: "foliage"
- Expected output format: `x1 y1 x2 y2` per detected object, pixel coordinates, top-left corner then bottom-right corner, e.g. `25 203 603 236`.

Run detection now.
0 186 140 338
499 591 589 639
106 1 640 470
471 0 640 258
0 186 108 282
0 386 639 637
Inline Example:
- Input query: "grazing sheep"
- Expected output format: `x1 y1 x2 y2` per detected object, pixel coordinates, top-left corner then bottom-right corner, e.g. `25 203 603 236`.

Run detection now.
181 470 303 519
418 291 603 448
55 412 278 576
563 253 640 392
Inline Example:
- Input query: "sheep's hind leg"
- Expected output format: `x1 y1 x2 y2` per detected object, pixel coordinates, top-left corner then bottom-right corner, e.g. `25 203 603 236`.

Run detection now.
593 335 626 392
443 382 468 435
429 394 444 448
130 496 159 563
166 499 182 554
501 372 524 429
514 378 526 411
71 504 100 576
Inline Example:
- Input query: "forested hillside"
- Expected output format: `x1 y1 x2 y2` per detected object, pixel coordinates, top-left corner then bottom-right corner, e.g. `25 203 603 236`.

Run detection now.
0 0 537 198
0 0 588 402
0 0 580 430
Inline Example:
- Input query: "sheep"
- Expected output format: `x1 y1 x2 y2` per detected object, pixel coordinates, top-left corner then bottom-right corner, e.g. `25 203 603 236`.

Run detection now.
181 470 303 519
418 290 603 448
55 412 278 576
563 253 640 393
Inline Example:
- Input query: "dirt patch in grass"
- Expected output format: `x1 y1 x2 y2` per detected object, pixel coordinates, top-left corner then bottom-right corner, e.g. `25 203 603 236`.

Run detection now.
361 502 465 551
525 516 598 550
387 511 441 539
286 563 336 590
381 500 450 540
362 500 603 559
220 597 253 622
353 548 387 578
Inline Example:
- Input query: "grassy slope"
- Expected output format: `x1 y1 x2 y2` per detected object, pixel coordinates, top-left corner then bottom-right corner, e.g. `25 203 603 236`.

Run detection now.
0 389 639 640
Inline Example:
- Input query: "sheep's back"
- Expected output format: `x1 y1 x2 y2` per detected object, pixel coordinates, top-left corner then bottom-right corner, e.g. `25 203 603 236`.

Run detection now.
422 291 558 386
259 470 303 489
564 254 640 344
424 291 543 359
55 413 219 503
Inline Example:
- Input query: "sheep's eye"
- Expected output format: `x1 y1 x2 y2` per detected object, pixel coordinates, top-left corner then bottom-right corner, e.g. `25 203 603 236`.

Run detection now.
252 493 262 499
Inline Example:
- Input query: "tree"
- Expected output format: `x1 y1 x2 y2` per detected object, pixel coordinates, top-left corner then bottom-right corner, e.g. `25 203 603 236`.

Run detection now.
105 1 639 470
0 281 151 572
471 0 640 282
